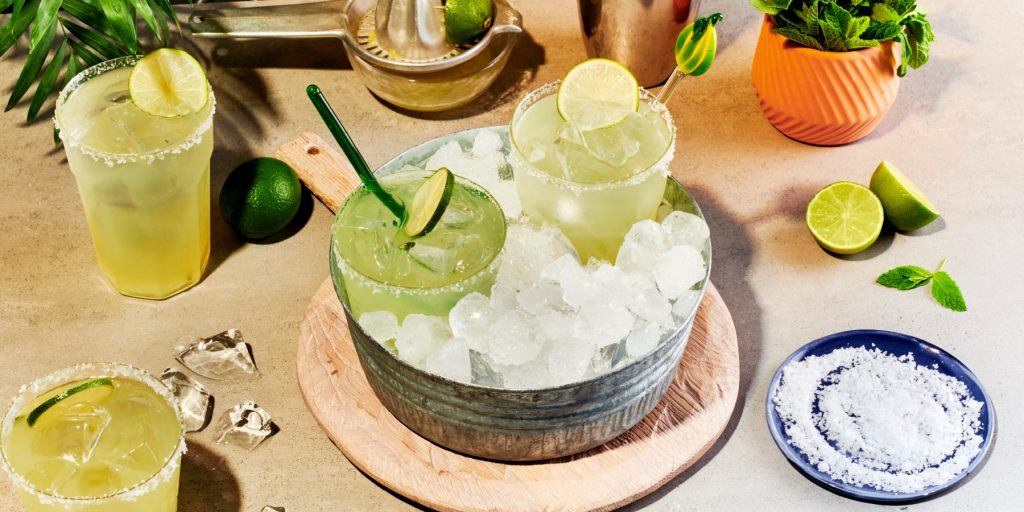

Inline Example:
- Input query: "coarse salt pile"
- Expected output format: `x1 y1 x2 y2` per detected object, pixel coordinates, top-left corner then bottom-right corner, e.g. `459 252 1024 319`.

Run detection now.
356 131 710 388
772 346 984 493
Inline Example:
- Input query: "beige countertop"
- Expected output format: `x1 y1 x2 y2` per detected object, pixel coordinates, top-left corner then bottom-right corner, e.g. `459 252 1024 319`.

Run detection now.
1 0 1020 510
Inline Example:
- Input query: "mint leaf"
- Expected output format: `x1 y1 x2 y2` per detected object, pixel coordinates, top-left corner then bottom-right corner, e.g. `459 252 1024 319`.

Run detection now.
903 12 934 69
877 266 932 290
871 4 901 23
774 27 825 50
931 271 967 312
863 20 902 40
750 0 794 16
818 2 847 51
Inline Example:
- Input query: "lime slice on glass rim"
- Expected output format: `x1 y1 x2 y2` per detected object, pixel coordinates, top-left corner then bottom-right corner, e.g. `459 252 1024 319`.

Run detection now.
869 161 940 231
557 59 639 131
25 378 114 427
806 182 884 255
403 167 455 237
129 48 209 118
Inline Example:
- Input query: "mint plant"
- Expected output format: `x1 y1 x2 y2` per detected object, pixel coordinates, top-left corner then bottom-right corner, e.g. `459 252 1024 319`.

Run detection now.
750 0 934 76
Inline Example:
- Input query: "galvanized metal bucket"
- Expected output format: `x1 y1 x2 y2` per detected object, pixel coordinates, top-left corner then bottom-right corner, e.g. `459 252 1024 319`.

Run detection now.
331 126 711 461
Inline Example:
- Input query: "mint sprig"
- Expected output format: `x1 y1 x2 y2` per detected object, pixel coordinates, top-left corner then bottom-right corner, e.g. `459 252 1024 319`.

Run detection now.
749 0 935 76
877 259 967 312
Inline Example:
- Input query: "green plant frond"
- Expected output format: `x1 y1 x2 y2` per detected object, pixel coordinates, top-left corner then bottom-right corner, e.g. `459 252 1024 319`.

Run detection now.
1 0 190 121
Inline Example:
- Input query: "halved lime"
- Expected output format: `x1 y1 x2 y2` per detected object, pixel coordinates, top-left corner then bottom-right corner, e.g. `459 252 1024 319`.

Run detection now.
869 161 940 231
403 168 455 237
129 49 209 118
557 59 639 131
806 182 884 254
26 378 114 427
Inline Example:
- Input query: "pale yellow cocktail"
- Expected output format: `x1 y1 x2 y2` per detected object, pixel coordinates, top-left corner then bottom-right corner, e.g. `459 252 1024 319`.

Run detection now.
55 56 214 299
0 363 186 512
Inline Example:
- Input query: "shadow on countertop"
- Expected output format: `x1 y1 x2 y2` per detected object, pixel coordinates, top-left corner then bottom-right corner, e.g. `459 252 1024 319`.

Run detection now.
622 184 764 511
178 442 242 512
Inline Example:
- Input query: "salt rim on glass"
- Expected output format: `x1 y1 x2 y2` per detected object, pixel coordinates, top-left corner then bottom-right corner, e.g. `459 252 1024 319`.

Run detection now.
0 362 187 506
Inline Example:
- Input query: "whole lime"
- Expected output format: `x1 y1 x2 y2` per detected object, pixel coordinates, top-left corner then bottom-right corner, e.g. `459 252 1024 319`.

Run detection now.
444 0 493 45
220 158 302 239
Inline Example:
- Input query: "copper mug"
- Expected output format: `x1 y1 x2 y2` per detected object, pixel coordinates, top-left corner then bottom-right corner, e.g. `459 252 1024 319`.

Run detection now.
578 0 702 87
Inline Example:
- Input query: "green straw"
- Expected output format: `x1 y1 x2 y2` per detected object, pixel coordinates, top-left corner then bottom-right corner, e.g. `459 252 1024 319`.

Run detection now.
306 84 407 223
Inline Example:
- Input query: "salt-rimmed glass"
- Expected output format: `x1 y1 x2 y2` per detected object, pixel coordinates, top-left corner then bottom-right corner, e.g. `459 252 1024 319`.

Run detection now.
330 170 507 323
0 362 187 512
55 55 216 300
509 82 676 263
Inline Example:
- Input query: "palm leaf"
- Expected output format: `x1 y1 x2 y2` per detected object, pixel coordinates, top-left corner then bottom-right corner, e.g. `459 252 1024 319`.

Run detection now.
98 0 137 53
61 17 129 59
61 0 113 33
69 39 102 66
130 0 164 46
26 37 67 120
5 0 60 111
0 0 40 56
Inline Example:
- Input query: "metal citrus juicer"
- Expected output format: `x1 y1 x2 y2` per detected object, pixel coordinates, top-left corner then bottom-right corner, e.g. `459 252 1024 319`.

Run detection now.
189 0 523 111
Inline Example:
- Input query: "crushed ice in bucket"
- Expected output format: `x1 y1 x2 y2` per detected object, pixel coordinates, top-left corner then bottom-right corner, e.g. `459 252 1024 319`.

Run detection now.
353 130 708 389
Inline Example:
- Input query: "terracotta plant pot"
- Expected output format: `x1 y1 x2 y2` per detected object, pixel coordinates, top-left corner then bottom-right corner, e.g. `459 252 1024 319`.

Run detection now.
751 16 900 146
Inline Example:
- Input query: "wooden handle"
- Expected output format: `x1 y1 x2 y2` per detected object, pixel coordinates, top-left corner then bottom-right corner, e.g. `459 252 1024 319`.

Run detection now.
275 132 362 214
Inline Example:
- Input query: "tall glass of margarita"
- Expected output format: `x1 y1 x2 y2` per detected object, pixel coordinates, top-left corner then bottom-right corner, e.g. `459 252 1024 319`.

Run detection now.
509 82 675 263
0 363 186 512
55 56 215 299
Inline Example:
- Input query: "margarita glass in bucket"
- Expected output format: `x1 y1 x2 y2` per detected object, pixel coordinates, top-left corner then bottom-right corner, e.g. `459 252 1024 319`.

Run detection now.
330 170 507 323
55 55 215 300
509 82 675 263
0 363 186 512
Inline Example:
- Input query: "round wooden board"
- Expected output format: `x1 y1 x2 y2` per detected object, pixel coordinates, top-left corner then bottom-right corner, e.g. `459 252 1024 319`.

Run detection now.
296 279 740 512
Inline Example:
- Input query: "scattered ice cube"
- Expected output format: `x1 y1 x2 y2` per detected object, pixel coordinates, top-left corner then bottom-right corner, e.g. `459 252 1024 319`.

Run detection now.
160 368 213 433
395 314 450 365
655 245 705 300
174 329 259 380
591 340 628 373
214 401 276 451
661 211 710 249
626 322 666 358
424 338 471 382
501 357 554 389
535 310 573 341
489 284 518 311
357 311 399 342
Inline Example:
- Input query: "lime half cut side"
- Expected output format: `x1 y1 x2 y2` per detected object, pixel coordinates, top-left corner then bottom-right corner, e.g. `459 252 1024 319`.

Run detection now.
404 168 455 237
806 182 884 254
557 59 639 131
26 378 114 427
129 49 209 118
869 161 940 231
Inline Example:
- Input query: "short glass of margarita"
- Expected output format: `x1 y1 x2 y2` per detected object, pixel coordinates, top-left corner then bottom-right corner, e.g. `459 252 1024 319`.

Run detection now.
330 170 506 322
0 362 186 512
509 82 675 263
55 56 215 300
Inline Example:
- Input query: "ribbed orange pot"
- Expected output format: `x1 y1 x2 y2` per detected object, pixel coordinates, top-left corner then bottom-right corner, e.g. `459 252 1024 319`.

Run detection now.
752 16 900 146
